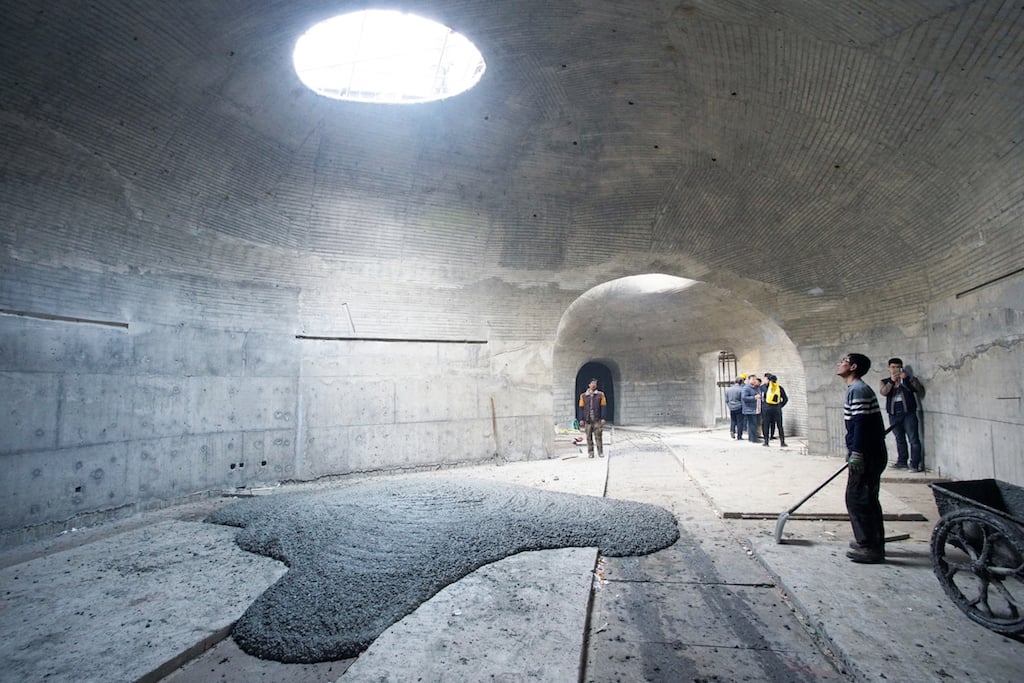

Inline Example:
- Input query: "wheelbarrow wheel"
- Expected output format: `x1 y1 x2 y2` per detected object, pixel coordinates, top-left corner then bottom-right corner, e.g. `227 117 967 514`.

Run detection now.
931 508 1024 635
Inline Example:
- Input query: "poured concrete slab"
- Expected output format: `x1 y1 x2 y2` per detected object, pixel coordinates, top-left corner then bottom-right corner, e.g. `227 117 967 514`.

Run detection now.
344 547 597 682
751 536 1024 682
587 580 841 682
669 435 927 520
405 450 609 496
610 522 777 586
163 637 349 683
649 427 1023 683
0 520 286 682
592 436 843 681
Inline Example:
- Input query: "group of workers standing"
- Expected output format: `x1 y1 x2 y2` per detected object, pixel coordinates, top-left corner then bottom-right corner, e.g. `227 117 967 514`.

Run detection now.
724 373 789 447
721 357 925 565
578 356 925 565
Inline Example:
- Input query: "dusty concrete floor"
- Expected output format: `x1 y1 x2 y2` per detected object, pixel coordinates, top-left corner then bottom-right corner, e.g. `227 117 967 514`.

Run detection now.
4 427 1022 683
162 638 350 683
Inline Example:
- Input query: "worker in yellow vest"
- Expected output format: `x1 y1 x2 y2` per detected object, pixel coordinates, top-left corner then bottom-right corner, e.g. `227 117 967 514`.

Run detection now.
762 373 789 448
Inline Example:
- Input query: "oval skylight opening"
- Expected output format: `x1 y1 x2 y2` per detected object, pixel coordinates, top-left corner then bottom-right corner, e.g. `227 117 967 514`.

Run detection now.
293 10 486 104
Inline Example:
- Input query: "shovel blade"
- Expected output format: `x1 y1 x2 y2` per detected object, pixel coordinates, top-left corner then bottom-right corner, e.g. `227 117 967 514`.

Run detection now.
774 510 789 544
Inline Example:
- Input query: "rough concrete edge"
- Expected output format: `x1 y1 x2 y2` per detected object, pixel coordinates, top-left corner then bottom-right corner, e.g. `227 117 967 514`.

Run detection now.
0 490 219 552
577 549 602 682
578 442 612 680
136 624 235 683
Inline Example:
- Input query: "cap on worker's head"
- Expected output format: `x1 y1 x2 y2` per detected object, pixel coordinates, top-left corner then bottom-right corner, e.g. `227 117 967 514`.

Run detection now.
739 373 747 380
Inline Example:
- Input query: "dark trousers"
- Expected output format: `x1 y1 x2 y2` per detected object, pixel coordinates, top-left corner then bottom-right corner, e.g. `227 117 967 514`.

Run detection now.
729 409 744 438
846 454 887 549
763 405 785 444
745 414 760 441
583 421 604 456
889 411 922 468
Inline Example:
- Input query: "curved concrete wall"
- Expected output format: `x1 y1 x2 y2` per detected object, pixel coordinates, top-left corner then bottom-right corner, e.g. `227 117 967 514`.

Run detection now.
1 1 1022 544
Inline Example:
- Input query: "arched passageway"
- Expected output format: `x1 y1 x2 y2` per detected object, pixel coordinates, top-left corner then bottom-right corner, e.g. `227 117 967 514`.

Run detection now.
553 274 807 434
575 362 616 423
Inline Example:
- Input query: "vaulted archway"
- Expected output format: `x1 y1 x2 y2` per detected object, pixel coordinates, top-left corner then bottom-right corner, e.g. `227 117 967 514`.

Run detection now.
553 274 807 432
575 361 616 423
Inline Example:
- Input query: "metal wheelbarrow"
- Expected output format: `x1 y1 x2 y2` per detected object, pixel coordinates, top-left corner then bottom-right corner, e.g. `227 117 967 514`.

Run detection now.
929 478 1024 636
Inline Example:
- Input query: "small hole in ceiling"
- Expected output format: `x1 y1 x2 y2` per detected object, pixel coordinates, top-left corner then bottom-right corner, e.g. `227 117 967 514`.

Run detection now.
293 10 486 104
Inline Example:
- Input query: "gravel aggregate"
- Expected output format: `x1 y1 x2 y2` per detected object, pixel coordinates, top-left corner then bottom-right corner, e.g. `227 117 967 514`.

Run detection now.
206 477 679 662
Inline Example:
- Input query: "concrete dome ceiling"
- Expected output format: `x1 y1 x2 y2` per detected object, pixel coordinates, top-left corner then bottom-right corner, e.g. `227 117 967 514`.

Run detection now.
555 275 777 354
2 0 1021 327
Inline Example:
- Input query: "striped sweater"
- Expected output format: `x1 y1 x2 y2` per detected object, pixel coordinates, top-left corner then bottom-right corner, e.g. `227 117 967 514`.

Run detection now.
844 378 887 457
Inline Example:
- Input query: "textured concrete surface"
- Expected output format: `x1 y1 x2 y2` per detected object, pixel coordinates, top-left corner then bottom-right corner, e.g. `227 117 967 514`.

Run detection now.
658 428 1024 683
2 1 1022 544
683 443 926 520
3 426 1022 683
589 438 843 682
205 478 679 662
0 520 286 683
344 547 598 682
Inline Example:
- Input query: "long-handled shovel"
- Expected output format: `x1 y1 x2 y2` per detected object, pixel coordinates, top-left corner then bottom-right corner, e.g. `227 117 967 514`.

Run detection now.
774 426 894 544
773 463 848 543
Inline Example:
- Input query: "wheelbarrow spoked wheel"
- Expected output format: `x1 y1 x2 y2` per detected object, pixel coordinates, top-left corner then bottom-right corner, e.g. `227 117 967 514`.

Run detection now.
930 509 1024 635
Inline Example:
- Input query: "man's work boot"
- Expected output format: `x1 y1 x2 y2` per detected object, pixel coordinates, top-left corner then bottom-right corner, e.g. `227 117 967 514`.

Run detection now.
846 547 885 564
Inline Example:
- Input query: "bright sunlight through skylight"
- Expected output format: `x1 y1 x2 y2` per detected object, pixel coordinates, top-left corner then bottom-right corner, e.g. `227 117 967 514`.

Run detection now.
293 10 486 104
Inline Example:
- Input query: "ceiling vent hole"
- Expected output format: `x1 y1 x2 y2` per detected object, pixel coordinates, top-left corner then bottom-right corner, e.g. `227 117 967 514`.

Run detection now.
294 10 486 104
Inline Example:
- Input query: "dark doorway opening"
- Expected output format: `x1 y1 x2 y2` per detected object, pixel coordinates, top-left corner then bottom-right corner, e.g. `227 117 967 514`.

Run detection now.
575 362 615 423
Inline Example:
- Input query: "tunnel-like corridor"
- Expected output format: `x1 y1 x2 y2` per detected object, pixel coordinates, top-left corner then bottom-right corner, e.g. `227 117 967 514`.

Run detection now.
2 2 1021 543
555 274 808 433
1 4 1023 679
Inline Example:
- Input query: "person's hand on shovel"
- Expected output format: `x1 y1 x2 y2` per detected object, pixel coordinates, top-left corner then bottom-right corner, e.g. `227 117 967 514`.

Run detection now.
847 451 865 475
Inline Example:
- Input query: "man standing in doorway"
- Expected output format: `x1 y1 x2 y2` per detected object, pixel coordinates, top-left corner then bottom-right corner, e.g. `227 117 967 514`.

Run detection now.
837 353 888 563
578 378 607 458
879 357 926 471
